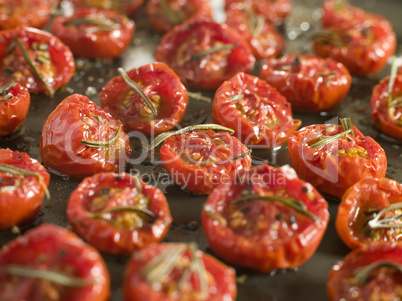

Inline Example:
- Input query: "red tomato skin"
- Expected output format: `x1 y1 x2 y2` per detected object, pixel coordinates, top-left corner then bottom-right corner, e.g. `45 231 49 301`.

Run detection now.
155 18 255 90
336 177 402 250
260 54 352 112
123 243 237 301
212 72 300 147
70 0 144 16
288 124 387 199
371 75 402 140
327 242 402 300
67 172 172 255
0 224 110 301
202 164 329 272
51 8 135 59
159 130 252 195
100 62 189 135
40 93 132 179
0 26 75 94
312 22 396 76
0 81 30 137
145 0 212 33
0 149 50 230
0 0 58 30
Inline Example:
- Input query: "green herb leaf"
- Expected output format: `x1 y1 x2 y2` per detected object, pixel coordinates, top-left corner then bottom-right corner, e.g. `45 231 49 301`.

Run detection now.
368 202 402 229
81 125 122 148
192 44 236 60
188 91 212 103
229 94 244 102
354 261 402 284
388 56 401 119
231 149 252 161
64 17 119 32
159 0 184 25
203 205 227 226
0 81 15 101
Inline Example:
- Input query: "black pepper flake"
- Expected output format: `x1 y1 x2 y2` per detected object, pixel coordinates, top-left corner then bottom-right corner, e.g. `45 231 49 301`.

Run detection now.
301 186 308 194
275 214 282 221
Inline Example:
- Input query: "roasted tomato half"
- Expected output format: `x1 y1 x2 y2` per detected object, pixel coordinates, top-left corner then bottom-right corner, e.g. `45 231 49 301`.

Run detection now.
146 0 212 33
0 81 30 137
40 93 132 179
327 242 402 300
225 6 284 60
155 18 255 90
67 172 172 255
70 0 144 16
288 120 387 199
202 164 329 272
224 0 292 25
123 242 237 301
0 224 110 301
336 177 402 250
0 148 50 230
158 127 252 195
212 72 300 147
312 22 396 76
260 54 352 112
100 62 188 135
0 26 75 96
371 74 402 140
51 8 135 59
0 0 58 30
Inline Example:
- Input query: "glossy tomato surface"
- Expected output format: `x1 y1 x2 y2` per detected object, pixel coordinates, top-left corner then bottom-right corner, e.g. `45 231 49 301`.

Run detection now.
155 18 255 90
225 6 284 60
0 26 75 96
260 54 352 112
202 164 329 272
371 74 402 140
123 242 237 301
70 0 144 16
0 148 49 230
100 62 188 135
0 224 110 301
0 81 30 137
327 242 402 300
40 93 132 179
212 72 300 147
51 8 135 59
0 0 58 30
67 172 172 255
288 123 387 199
312 21 396 76
159 129 251 195
146 0 212 33
336 177 402 250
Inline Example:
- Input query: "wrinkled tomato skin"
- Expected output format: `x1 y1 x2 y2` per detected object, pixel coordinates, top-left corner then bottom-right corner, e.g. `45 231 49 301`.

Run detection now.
123 243 237 301
0 27 75 95
70 0 144 16
146 0 212 33
212 72 300 147
288 124 387 199
100 62 188 136
202 164 329 272
371 75 402 140
260 54 352 112
40 93 132 179
312 22 396 76
0 0 58 30
0 81 30 137
51 8 135 59
159 129 251 195
225 7 284 60
67 172 172 255
327 242 402 300
336 178 402 250
155 18 255 90
0 148 50 230
0 224 110 301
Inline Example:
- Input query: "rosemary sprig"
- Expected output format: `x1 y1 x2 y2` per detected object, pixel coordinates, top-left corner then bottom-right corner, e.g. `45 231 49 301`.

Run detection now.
367 203 402 229
310 118 354 149
231 149 252 161
354 261 402 284
64 17 119 32
3 265 93 287
387 56 401 119
188 243 208 299
159 0 183 25
118 68 157 116
188 91 212 103
203 205 227 226
340 117 354 136
246 8 264 37
0 81 15 101
148 124 235 151
14 38 54 97
132 173 143 192
81 125 122 148
229 94 244 102
231 195 318 222
90 113 105 124
0 163 49 199
192 44 236 60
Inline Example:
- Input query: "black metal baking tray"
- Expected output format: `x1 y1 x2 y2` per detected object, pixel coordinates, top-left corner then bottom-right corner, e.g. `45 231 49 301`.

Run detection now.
0 0 401 300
